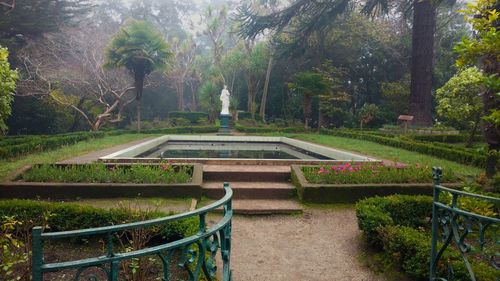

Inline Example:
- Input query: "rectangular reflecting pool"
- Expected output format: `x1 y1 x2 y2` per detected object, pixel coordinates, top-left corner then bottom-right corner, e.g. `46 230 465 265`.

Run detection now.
100 135 377 164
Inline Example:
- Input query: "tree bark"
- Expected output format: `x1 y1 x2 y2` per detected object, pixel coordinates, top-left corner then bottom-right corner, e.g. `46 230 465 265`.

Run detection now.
409 0 436 127
304 93 312 129
259 56 273 122
134 69 145 132
176 81 184 111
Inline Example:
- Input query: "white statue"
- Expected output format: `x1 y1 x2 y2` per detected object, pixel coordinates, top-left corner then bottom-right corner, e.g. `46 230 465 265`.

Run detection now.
220 85 231 115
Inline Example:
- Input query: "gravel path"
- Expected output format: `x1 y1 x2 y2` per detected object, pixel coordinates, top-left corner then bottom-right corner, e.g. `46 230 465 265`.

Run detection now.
229 208 383 281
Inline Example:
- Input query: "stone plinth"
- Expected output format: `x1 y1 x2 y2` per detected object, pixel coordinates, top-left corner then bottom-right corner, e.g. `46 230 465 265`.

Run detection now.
219 114 231 134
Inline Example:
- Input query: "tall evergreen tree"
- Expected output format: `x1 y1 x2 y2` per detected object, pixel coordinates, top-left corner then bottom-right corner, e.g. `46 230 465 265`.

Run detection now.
237 0 455 126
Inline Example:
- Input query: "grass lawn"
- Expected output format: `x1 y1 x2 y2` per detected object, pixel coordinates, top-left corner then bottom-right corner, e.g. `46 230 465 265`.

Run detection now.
0 134 158 181
289 133 482 177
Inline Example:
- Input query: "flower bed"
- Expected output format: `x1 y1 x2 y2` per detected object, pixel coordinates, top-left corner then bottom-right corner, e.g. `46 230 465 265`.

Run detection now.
0 163 203 200
302 163 459 184
291 164 462 203
21 163 193 184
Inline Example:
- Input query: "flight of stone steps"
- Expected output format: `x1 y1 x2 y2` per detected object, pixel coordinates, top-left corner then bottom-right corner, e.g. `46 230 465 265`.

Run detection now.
201 165 303 215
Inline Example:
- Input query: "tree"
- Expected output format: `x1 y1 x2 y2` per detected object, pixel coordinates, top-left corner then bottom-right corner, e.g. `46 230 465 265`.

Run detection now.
237 0 456 126
105 19 172 132
16 24 137 131
0 0 92 50
288 71 330 129
0 46 17 134
165 37 197 111
436 67 484 147
454 0 500 178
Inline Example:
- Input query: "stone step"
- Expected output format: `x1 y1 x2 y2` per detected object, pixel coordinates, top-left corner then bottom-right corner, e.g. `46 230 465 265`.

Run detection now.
202 181 296 200
216 199 303 215
203 165 291 182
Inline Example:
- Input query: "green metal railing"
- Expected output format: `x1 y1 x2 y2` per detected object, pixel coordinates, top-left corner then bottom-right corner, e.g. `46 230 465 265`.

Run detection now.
32 183 233 281
430 167 499 281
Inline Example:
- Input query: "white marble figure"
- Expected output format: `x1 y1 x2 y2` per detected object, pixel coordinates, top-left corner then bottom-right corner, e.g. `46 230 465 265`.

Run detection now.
220 85 231 115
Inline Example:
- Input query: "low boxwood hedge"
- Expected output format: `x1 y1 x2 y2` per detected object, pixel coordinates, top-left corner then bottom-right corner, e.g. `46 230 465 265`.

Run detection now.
0 199 198 241
356 195 498 280
321 129 487 168
0 126 219 160
168 111 209 123
234 124 306 134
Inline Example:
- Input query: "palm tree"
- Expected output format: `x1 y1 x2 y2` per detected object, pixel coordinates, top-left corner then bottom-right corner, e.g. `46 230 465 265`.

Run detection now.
237 0 455 126
288 71 330 129
105 19 172 132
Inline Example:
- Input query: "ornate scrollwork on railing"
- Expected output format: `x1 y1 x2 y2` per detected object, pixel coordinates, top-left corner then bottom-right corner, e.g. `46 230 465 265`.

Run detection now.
430 167 499 281
32 183 233 281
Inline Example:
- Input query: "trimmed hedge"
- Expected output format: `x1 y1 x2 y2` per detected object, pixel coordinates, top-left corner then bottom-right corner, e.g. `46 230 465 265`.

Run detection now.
0 199 197 241
321 129 487 167
234 124 306 134
0 131 106 159
168 112 208 123
409 134 484 143
356 195 498 280
108 126 218 136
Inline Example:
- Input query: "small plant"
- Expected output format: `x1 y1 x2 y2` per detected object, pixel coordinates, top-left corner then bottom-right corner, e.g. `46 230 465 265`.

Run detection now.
303 163 459 184
21 163 193 184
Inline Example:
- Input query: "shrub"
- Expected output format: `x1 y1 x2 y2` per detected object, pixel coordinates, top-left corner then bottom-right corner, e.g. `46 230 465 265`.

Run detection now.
168 112 209 124
321 129 487 167
21 164 193 184
356 195 498 280
237 111 252 120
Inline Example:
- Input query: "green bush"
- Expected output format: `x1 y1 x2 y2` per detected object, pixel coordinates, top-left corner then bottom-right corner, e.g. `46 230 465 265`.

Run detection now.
168 112 209 124
0 131 106 159
234 124 306 134
321 129 487 167
409 134 483 143
21 164 193 184
237 111 252 120
0 199 197 240
356 195 498 280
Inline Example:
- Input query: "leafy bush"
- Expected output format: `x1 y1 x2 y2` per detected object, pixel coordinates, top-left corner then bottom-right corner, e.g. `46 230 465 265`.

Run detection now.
234 123 306 133
303 163 459 184
21 163 193 184
356 195 498 280
168 112 209 124
321 129 487 167
0 199 198 280
237 111 252 120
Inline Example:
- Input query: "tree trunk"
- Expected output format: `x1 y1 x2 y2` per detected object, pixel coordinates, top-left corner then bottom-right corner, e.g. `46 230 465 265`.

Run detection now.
189 81 197 111
177 82 184 111
259 56 273 122
134 69 145 132
482 53 500 178
409 0 436 127
304 93 312 129
247 76 255 119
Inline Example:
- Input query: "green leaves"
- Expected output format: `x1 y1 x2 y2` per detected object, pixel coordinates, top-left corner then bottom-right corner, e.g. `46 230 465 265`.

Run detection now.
105 19 172 75
0 46 17 134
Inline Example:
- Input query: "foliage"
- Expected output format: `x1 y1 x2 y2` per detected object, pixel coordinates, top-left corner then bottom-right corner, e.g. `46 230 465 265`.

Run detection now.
21 163 193 184
0 216 27 281
380 76 410 117
320 129 488 168
105 19 172 131
168 112 209 124
0 131 106 159
436 67 484 137
356 195 499 280
303 163 459 184
0 46 17 134
0 199 198 279
358 104 380 129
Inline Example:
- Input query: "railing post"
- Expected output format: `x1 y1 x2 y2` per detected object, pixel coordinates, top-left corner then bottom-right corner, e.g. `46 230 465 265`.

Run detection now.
32 226 43 281
430 167 442 280
222 182 232 281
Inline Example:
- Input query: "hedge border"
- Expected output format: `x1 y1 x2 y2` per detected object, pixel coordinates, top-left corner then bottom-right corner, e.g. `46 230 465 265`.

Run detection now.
320 129 487 168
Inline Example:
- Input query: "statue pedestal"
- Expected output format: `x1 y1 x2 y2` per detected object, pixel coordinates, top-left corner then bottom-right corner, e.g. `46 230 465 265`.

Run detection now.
219 114 231 135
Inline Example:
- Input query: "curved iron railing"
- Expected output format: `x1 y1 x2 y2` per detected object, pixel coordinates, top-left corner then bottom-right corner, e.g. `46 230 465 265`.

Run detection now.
430 167 499 281
32 183 233 281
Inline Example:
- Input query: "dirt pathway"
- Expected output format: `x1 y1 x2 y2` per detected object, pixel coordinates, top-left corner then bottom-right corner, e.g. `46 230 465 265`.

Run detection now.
228 208 383 281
